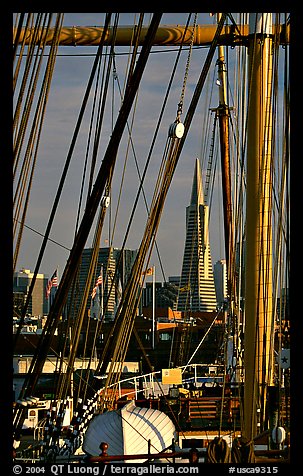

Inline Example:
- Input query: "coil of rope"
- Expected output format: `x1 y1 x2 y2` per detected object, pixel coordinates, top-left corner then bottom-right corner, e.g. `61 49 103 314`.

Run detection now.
231 436 256 463
206 436 232 463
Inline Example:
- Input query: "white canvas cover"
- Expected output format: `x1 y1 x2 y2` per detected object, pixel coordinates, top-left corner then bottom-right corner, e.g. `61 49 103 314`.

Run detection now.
82 400 177 463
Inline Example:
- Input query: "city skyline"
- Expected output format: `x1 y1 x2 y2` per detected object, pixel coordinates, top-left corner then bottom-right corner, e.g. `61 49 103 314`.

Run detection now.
14 13 245 281
13 250 228 318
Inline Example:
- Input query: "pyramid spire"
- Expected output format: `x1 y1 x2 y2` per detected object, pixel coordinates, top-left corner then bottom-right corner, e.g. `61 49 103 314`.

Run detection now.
178 158 217 312
190 157 204 206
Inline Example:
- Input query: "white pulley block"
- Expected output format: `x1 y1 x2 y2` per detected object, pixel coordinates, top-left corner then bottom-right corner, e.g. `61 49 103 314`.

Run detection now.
168 122 184 138
101 196 110 208
271 426 286 444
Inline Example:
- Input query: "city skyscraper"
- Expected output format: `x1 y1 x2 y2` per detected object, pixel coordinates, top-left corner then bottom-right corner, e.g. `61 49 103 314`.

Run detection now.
68 247 137 321
177 158 217 312
13 268 49 316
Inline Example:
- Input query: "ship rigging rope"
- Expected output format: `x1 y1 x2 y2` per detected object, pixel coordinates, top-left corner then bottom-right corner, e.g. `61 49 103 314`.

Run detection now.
13 13 44 105
13 14 39 92
206 436 232 462
72 14 142 405
13 13 163 437
97 14 228 410
13 13 25 64
97 14 199 379
74 14 150 405
73 25 131 404
109 12 197 271
176 13 198 122
94 13 199 379
49 13 140 407
13 14 63 271
13 14 60 171
106 13 144 249
13 11 114 431
13 12 113 351
231 437 256 463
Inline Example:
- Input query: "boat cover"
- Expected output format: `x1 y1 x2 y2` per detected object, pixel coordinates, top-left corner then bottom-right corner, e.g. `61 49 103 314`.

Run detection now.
82 400 177 462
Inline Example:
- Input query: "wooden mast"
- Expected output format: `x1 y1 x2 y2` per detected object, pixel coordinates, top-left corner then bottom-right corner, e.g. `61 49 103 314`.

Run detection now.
216 13 233 282
243 13 274 441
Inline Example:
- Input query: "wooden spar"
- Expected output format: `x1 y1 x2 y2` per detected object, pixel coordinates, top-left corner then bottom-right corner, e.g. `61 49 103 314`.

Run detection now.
13 23 290 47
243 13 275 441
216 13 233 279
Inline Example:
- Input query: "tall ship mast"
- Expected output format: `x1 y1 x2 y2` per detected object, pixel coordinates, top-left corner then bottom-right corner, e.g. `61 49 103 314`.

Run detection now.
243 13 275 441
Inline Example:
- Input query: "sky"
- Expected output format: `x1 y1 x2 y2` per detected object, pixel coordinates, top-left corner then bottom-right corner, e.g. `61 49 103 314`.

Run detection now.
13 13 251 281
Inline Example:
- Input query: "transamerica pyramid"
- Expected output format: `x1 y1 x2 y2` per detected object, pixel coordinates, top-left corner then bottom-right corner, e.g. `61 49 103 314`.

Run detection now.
177 158 217 312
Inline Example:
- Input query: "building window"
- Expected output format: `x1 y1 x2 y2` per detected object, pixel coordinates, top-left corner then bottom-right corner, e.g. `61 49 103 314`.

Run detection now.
159 332 171 341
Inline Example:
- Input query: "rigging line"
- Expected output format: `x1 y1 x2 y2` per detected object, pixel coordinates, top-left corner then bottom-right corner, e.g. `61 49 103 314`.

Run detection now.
94 18 144 251
283 34 290 284
271 63 289 249
148 16 199 282
204 112 218 204
87 14 120 200
208 135 219 217
13 14 163 437
106 81 216 392
13 219 70 251
200 67 216 172
14 14 63 195
230 28 247 298
13 16 45 198
59 208 108 404
24 44 211 59
100 139 180 397
120 12 139 99
107 16 144 248
13 13 113 351
79 317 103 404
73 16 119 249
76 266 108 403
13 14 64 271
94 13 196 315
92 136 171 382
176 13 198 122
13 14 51 157
130 328 186 432
13 13 26 66
110 89 139 249
13 16 58 220
14 55 109 435
183 306 224 372
13 13 39 99
124 13 145 95
74 48 104 236
268 37 287 394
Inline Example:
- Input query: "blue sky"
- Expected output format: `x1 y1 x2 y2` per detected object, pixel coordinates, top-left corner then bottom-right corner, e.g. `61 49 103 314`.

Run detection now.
14 13 286 281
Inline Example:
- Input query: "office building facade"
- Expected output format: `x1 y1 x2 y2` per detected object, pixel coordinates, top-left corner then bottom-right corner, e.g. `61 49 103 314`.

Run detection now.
69 247 137 321
13 268 48 316
177 158 217 312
